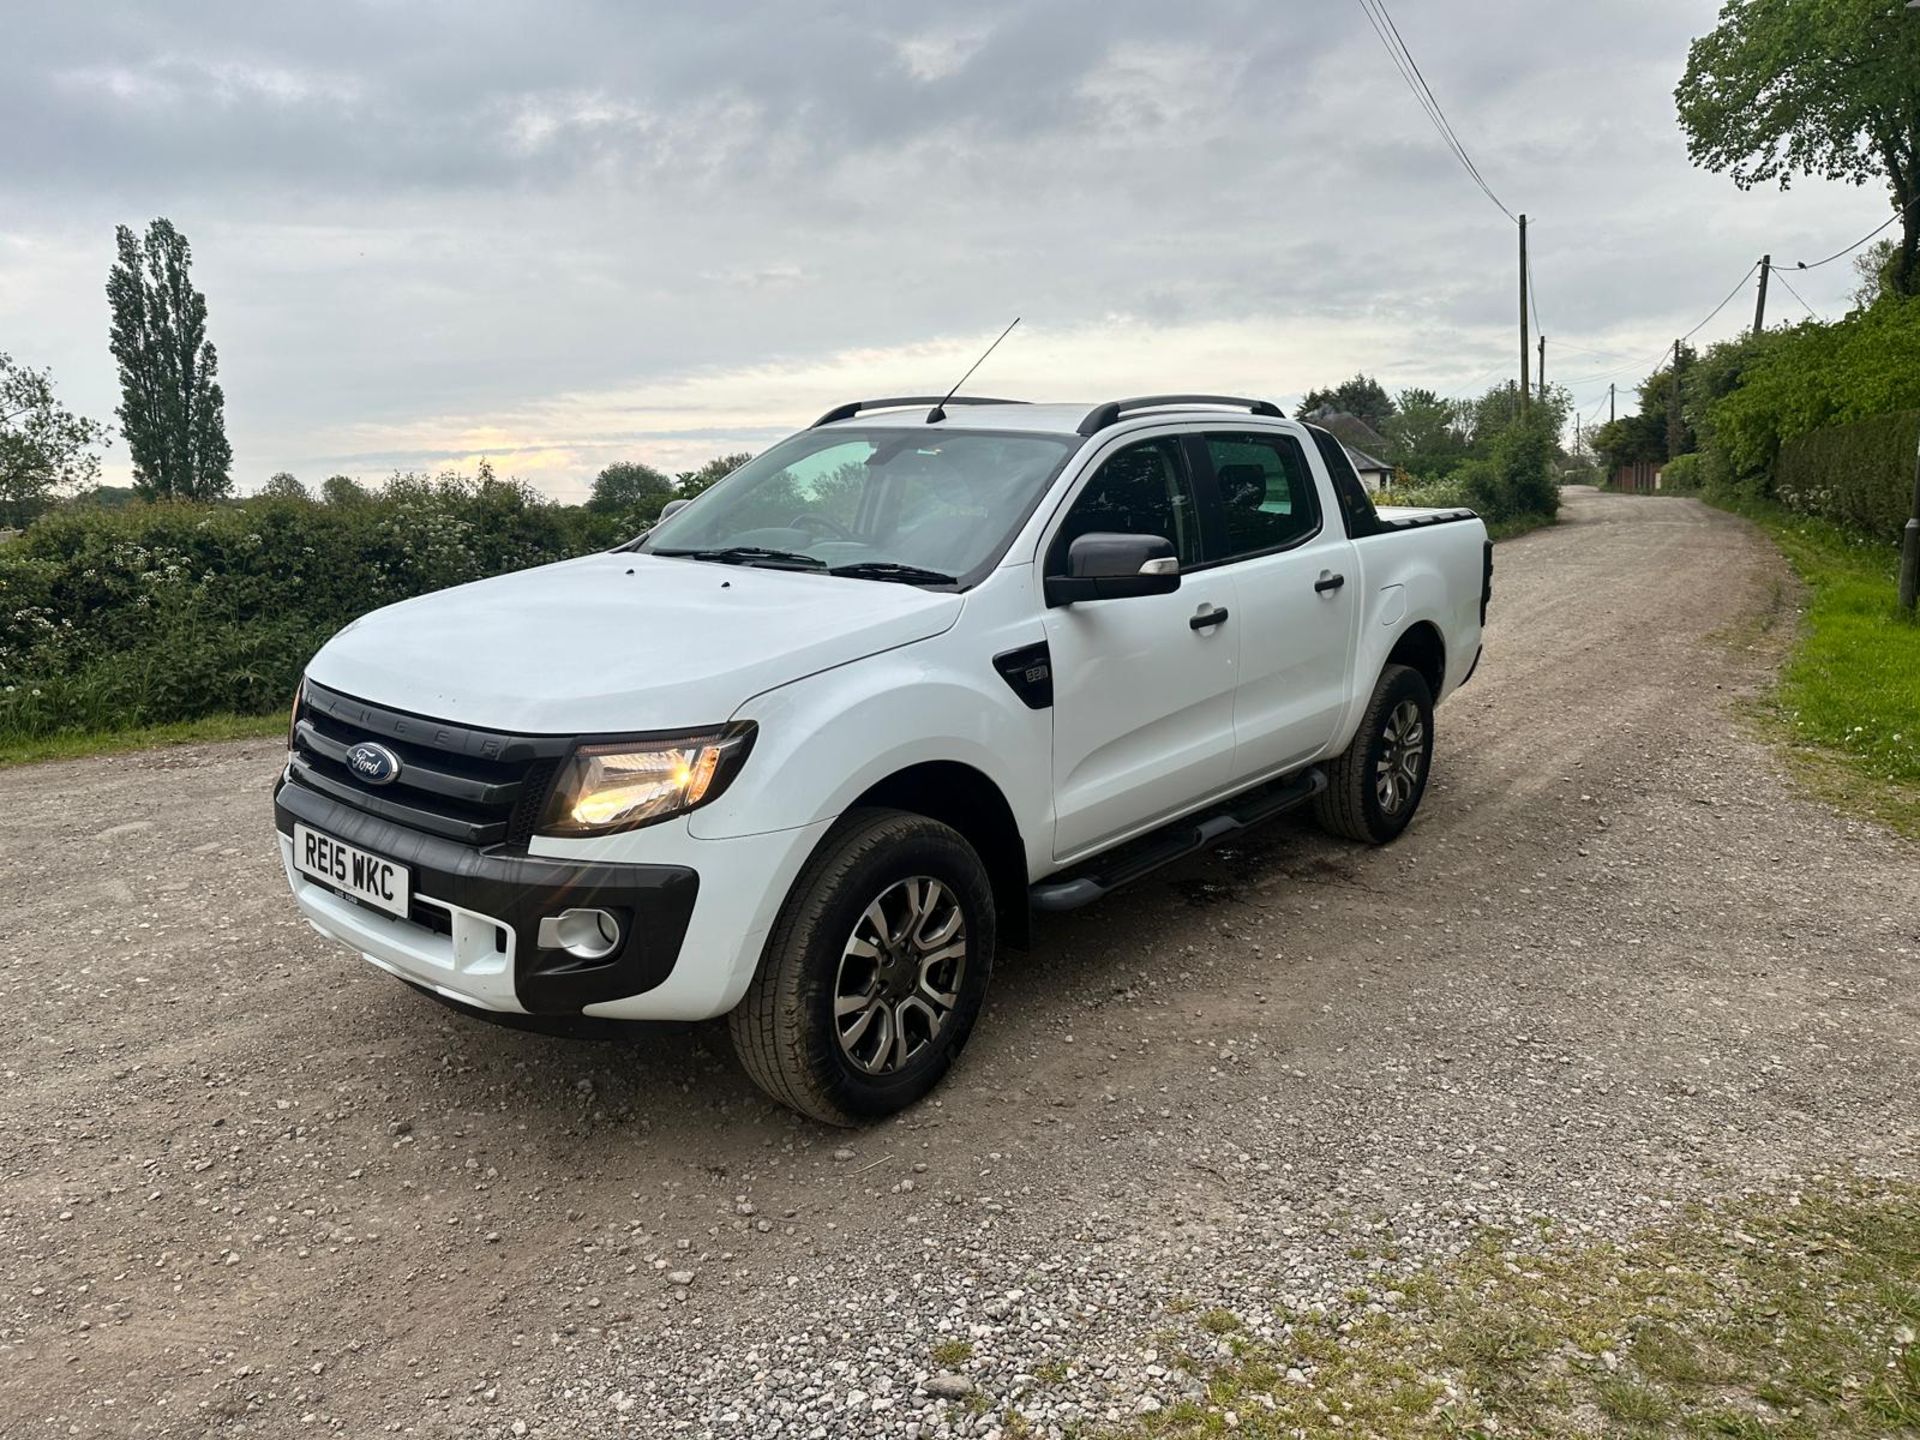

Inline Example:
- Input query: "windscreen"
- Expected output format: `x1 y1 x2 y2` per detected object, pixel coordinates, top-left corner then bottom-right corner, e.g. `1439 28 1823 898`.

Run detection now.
638 427 1079 583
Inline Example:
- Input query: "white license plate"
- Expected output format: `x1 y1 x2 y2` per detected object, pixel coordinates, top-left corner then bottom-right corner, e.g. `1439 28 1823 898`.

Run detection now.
293 824 411 919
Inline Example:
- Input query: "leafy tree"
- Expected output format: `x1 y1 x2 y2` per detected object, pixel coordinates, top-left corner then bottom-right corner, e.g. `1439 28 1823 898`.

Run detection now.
320 474 370 506
675 451 754 497
588 460 673 518
1299 374 1396 431
1458 414 1562 523
258 471 310 502
106 218 233 499
70 484 140 510
1592 364 1685 473
1458 382 1522 446
0 352 111 526
1677 0 1920 297
1851 236 1900 308
1383 388 1470 481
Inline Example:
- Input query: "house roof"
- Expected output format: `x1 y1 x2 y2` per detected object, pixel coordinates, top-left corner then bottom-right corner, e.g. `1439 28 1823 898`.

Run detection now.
1301 406 1394 460
1344 445 1394 474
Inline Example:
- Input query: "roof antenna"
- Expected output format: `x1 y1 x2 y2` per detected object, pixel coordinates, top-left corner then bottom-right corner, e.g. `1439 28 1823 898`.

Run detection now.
928 317 1020 423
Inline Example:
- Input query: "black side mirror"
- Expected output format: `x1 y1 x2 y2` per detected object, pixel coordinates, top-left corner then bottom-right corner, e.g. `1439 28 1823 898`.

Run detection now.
656 497 690 522
1045 532 1181 606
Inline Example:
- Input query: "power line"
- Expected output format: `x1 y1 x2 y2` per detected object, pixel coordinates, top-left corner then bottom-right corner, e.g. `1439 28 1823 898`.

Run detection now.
1789 192 1920 271
1353 0 1517 223
1768 264 1821 320
1555 262 1757 387
1679 259 1760 344
1550 340 1633 362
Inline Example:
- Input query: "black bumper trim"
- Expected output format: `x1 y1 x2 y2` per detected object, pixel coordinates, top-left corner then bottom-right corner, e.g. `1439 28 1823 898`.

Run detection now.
276 777 698 1015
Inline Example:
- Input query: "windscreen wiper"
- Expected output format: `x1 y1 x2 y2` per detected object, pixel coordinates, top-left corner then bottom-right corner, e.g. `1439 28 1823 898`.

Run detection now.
827 561 957 586
653 546 825 570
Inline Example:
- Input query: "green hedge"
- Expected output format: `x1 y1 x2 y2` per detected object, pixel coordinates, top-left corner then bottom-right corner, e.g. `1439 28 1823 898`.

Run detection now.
1774 409 1919 543
0 477 629 745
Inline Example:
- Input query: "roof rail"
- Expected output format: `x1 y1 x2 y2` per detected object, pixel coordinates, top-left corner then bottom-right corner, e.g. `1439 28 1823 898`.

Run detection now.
810 396 1027 428
1076 394 1284 437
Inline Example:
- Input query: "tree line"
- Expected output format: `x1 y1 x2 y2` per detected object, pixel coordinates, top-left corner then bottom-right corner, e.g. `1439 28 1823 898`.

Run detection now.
0 216 751 530
1295 371 1580 528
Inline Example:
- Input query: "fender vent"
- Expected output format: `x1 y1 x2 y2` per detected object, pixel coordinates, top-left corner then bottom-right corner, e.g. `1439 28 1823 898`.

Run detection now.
993 643 1053 710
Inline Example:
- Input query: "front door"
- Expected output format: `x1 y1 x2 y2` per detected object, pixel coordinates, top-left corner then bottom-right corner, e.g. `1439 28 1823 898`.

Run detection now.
1043 433 1240 860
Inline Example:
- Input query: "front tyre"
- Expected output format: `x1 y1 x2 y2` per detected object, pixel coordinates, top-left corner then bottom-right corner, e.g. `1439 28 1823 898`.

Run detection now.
729 808 995 1125
1313 662 1435 845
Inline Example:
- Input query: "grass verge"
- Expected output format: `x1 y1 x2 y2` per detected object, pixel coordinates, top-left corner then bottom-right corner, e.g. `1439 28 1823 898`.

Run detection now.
0 710 287 768
1704 495 1920 837
1117 1177 1920 1439
1485 511 1558 543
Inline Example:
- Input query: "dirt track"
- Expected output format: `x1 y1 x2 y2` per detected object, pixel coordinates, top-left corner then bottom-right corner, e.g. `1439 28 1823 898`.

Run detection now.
3 487 1916 1438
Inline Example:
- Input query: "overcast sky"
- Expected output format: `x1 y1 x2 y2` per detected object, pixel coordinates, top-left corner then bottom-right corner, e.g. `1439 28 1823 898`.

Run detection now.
0 0 1896 499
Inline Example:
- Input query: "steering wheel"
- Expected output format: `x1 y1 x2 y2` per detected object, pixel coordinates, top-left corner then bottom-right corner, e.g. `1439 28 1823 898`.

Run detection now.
789 513 856 541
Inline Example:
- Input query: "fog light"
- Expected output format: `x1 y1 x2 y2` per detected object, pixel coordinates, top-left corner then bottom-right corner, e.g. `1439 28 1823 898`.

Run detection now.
537 907 621 961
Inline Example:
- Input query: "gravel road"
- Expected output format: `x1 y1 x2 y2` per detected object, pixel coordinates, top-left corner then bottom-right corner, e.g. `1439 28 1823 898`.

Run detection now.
3 487 1915 1439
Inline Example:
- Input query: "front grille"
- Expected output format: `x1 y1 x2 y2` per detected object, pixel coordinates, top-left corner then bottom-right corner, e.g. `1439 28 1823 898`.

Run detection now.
288 680 574 849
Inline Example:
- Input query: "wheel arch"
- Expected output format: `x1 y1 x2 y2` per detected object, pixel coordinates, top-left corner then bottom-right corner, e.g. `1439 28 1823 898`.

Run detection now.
842 761 1031 950
1385 620 1446 700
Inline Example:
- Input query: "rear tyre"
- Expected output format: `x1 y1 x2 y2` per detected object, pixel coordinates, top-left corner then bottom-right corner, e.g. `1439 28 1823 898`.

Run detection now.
729 808 995 1126
1313 663 1434 846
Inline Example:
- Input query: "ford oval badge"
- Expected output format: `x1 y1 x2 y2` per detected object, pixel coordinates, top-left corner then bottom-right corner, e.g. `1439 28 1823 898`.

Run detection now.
345 741 402 787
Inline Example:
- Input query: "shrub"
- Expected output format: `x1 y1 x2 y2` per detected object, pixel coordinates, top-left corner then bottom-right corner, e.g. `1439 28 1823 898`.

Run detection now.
1707 296 1920 490
1457 419 1560 525
1773 409 1919 543
1661 453 1704 493
0 472 629 744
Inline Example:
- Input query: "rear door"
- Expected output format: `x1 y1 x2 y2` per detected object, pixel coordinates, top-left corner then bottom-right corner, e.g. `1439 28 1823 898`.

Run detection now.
1192 429 1358 780
1043 432 1240 860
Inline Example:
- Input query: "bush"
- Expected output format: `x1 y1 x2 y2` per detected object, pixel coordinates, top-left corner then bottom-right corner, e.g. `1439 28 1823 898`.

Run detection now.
1661 453 1704 493
1457 419 1560 525
1376 474 1470 510
1773 409 1919 543
0 472 627 744
1706 296 1920 491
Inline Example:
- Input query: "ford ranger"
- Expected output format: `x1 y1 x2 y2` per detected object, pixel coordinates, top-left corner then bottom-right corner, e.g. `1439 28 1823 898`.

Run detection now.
275 394 1491 1123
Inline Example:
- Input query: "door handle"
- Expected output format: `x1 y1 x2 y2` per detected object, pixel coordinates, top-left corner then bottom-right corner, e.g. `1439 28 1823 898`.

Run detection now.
1314 572 1346 594
1189 607 1229 631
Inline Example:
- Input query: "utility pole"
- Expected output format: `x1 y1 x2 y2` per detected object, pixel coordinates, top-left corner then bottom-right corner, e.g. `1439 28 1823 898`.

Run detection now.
1665 340 1684 464
1753 255 1771 337
1538 334 1547 406
1609 383 1616 425
1518 214 1530 416
1900 420 1919 611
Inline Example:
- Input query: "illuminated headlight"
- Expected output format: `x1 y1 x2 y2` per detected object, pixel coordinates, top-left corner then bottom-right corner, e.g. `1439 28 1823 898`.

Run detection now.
537 724 756 835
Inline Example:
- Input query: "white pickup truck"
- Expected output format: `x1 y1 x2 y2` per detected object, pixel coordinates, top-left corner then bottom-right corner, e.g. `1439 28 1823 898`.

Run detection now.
276 395 1490 1123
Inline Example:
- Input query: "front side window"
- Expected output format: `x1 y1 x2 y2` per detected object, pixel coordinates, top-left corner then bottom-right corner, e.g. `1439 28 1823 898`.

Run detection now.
1048 436 1204 571
640 427 1079 584
1205 433 1321 558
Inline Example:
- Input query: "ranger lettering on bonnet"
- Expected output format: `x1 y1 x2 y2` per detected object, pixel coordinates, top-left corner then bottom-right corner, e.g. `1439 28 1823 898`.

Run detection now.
273 394 1492 1124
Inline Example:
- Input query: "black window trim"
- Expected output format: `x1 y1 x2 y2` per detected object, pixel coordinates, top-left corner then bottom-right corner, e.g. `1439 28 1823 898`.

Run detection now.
1179 427 1326 574
1302 423 1386 539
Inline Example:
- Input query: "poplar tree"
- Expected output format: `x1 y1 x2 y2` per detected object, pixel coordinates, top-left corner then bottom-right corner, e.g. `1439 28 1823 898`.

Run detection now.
106 218 233 500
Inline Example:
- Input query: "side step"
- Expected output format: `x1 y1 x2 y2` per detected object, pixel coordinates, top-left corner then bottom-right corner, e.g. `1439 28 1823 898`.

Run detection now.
1029 767 1326 912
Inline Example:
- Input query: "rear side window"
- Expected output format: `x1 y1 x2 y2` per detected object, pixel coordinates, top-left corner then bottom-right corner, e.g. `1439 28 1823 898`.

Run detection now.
1305 426 1384 538
1203 433 1320 558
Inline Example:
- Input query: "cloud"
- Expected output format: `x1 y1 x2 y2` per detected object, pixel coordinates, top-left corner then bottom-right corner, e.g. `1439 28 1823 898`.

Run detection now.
0 0 1899 495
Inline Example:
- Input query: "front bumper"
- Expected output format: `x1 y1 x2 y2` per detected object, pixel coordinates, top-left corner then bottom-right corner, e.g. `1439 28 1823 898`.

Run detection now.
275 779 698 1015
